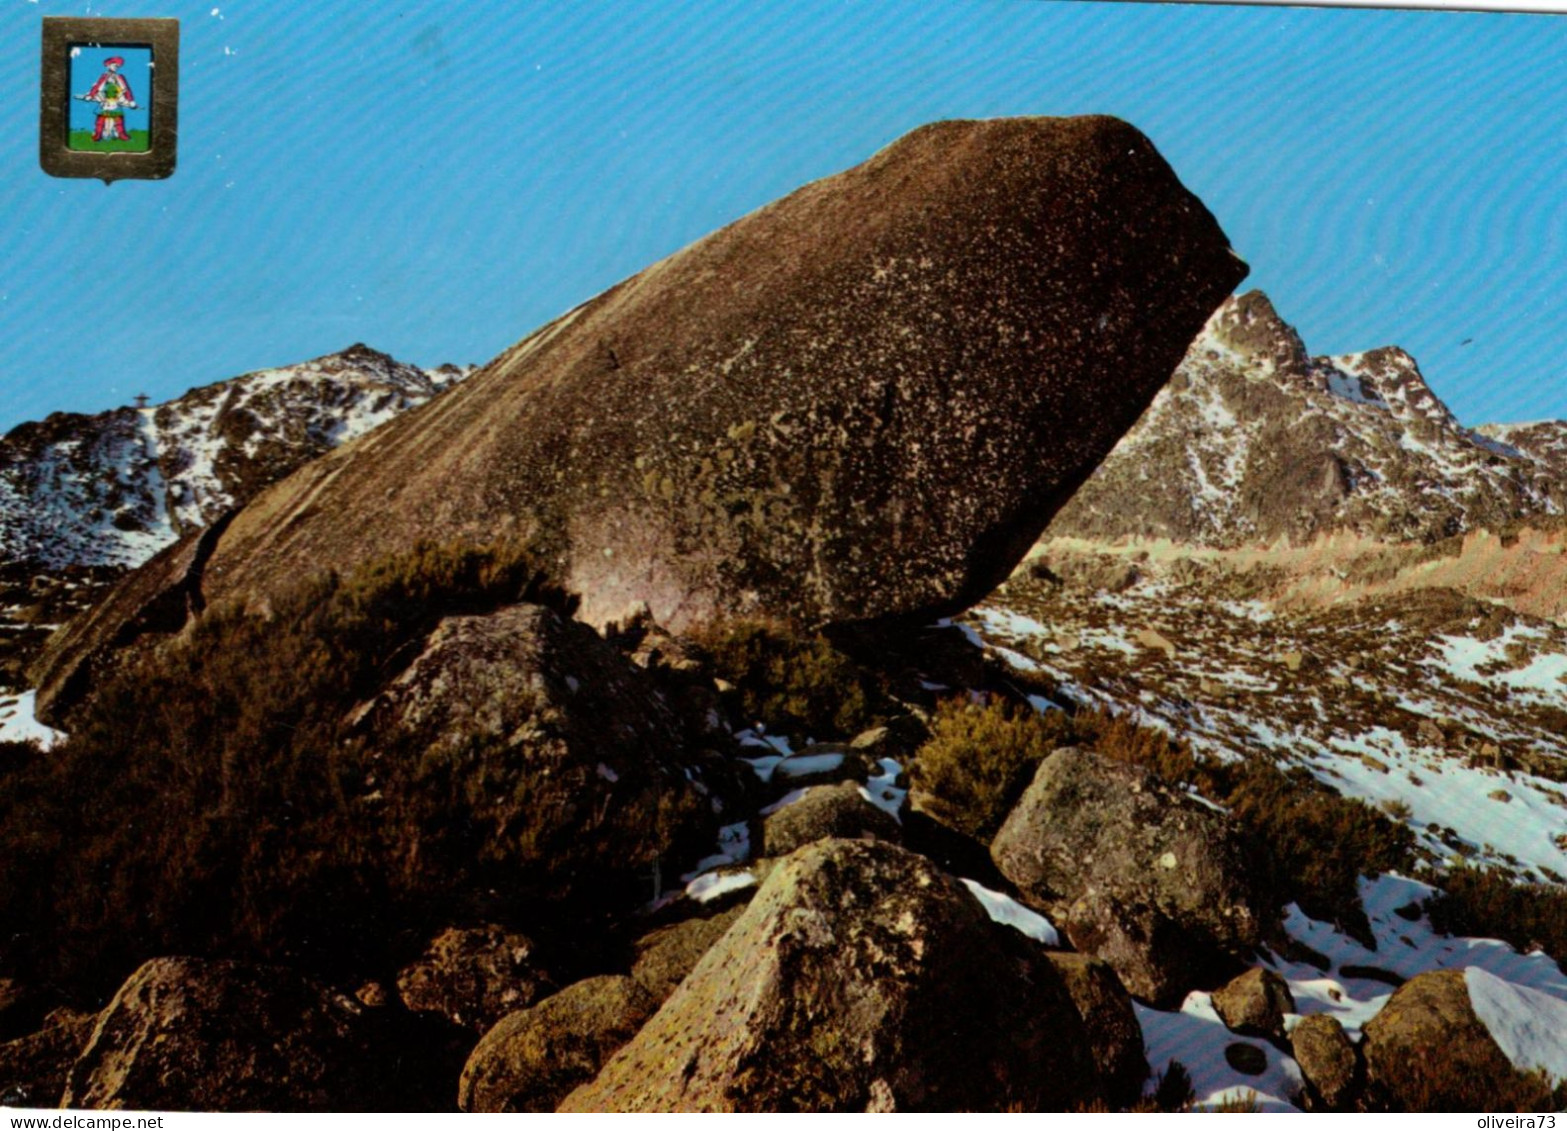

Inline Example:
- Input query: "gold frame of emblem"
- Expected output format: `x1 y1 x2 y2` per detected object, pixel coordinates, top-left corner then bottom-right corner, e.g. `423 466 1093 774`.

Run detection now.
40 17 179 184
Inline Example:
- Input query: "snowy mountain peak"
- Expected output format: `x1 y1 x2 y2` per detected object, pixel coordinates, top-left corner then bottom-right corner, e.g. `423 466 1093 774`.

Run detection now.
0 348 473 570
1199 289 1311 378
1048 292 1567 547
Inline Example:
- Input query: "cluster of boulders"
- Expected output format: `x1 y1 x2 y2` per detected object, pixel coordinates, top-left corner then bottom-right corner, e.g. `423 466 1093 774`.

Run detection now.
4 607 1558 1112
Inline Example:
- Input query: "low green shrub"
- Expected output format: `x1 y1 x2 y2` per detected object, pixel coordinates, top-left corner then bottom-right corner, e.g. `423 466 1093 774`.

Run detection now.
909 697 1073 841
696 620 891 742
1426 864 1567 966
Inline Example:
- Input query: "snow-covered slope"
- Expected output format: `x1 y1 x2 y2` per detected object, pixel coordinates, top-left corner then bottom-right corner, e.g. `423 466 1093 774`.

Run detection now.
1048 291 1567 547
969 564 1567 883
0 344 471 569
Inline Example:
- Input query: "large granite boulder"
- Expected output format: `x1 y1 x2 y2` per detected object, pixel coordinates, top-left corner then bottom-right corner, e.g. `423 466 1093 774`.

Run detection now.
1361 969 1552 1112
36 115 1244 721
559 838 1101 1112
458 975 657 1113
60 958 392 1111
990 747 1268 1006
359 603 709 904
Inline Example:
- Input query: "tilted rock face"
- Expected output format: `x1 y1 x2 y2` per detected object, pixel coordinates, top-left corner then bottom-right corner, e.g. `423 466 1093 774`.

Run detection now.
1043 953 1147 1110
559 838 1101 1112
990 747 1267 1006
1048 290 1567 547
1211 966 1295 1039
629 907 746 1004
1290 1013 1357 1111
38 114 1243 700
61 958 389 1111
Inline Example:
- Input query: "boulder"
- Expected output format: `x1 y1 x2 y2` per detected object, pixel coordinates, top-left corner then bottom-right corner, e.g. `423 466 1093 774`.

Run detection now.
360 603 709 904
630 907 746 1003
0 1007 96 1109
37 115 1244 717
458 975 657 1113
1361 968 1547 1112
759 781 901 857
559 839 1101 1112
1289 1013 1357 1111
1211 967 1295 1039
60 957 390 1111
396 925 556 1034
990 747 1268 1006
1044 953 1147 1109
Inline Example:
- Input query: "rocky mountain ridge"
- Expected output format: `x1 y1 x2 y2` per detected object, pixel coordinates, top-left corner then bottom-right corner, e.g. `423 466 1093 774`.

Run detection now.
1047 290 1567 548
0 345 471 570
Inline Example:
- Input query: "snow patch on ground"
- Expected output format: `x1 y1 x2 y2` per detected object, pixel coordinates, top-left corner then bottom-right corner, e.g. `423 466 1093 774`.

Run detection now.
685 870 755 904
0 690 65 750
860 758 906 821
1136 997 1303 1112
959 879 1060 946
1466 966 1567 1080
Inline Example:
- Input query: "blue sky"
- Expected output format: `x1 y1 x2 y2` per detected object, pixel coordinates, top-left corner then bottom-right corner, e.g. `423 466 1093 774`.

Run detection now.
1 0 1564 432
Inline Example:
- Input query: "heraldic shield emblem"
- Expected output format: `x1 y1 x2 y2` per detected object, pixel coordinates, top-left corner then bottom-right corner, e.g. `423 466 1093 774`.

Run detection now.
40 18 178 183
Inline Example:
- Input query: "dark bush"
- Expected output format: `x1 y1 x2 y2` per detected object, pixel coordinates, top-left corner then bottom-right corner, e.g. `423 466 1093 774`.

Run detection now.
696 620 891 743
0 540 571 997
1193 760 1416 944
1426 865 1567 967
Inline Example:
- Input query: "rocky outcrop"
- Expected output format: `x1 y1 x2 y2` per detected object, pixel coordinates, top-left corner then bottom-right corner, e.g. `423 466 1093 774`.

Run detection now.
61 958 389 1111
1044 953 1146 1109
990 747 1267 1006
37 115 1244 714
0 1007 96 1108
1289 1013 1357 1111
359 603 710 904
1211 967 1294 1039
1360 968 1541 1112
559 839 1100 1112
396 926 556 1034
458 975 657 1113
759 781 901 857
